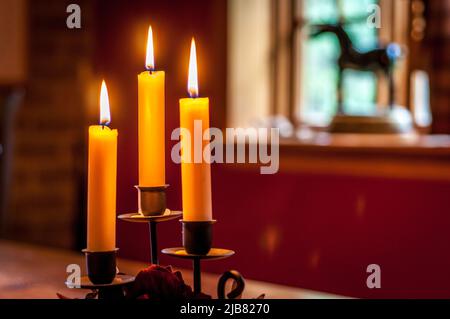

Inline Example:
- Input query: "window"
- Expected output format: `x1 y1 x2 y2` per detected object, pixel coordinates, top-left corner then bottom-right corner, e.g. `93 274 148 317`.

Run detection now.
294 0 411 126
300 0 380 125
228 0 413 130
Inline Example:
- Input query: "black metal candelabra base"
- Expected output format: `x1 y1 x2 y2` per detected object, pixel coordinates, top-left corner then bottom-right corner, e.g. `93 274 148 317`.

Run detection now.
117 183 183 265
65 274 135 299
118 210 182 265
161 247 235 295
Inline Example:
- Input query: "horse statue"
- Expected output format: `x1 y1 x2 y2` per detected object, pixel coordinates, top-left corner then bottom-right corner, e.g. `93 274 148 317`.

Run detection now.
310 24 404 114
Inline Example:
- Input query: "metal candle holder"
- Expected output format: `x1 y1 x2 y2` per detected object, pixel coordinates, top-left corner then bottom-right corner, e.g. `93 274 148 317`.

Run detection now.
136 184 169 216
118 210 182 264
182 220 216 255
118 183 181 265
162 247 235 295
66 274 135 299
65 183 247 299
64 249 135 299
83 248 118 285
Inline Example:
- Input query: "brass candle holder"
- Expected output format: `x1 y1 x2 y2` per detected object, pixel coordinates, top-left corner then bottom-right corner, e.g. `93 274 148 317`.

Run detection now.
136 184 169 216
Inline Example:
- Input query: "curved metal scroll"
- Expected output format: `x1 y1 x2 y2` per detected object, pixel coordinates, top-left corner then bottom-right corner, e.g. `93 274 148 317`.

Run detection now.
217 270 245 299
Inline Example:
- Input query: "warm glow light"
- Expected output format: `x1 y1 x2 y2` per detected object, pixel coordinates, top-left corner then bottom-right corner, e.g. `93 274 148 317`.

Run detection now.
100 80 111 126
145 26 155 70
188 38 198 98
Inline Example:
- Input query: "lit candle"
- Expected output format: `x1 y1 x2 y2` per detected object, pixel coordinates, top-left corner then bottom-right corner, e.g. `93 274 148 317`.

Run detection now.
180 39 212 221
138 26 165 187
87 80 118 252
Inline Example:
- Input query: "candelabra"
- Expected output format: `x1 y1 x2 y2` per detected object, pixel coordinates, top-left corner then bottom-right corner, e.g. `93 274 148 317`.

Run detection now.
65 184 247 299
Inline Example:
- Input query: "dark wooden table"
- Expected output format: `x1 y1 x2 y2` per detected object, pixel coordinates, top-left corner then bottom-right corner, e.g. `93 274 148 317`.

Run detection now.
0 240 343 299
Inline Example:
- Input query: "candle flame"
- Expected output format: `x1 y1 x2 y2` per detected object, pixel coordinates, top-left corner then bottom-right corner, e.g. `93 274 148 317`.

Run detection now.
145 26 155 71
188 38 198 98
99 80 111 126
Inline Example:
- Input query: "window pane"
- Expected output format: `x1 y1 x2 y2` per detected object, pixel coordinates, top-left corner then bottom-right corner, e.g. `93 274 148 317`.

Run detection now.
341 0 378 19
300 0 379 124
304 0 339 23
345 21 378 52
343 70 377 115
301 33 339 124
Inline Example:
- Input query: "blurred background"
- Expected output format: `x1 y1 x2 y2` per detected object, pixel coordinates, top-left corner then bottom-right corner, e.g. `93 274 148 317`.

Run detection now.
1 0 450 298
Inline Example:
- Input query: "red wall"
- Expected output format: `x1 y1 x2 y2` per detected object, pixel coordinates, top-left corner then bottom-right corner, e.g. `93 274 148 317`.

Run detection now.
95 0 450 298
117 164 450 299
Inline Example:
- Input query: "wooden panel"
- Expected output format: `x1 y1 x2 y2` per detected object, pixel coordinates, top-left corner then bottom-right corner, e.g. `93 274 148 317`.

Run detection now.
230 133 450 181
0 0 26 85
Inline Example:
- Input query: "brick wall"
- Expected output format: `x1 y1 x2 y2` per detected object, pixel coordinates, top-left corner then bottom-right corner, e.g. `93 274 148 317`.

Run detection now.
3 0 94 249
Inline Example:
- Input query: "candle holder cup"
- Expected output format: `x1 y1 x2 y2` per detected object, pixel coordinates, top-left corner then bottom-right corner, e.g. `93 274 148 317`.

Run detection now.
83 248 118 285
182 220 216 255
136 184 169 216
